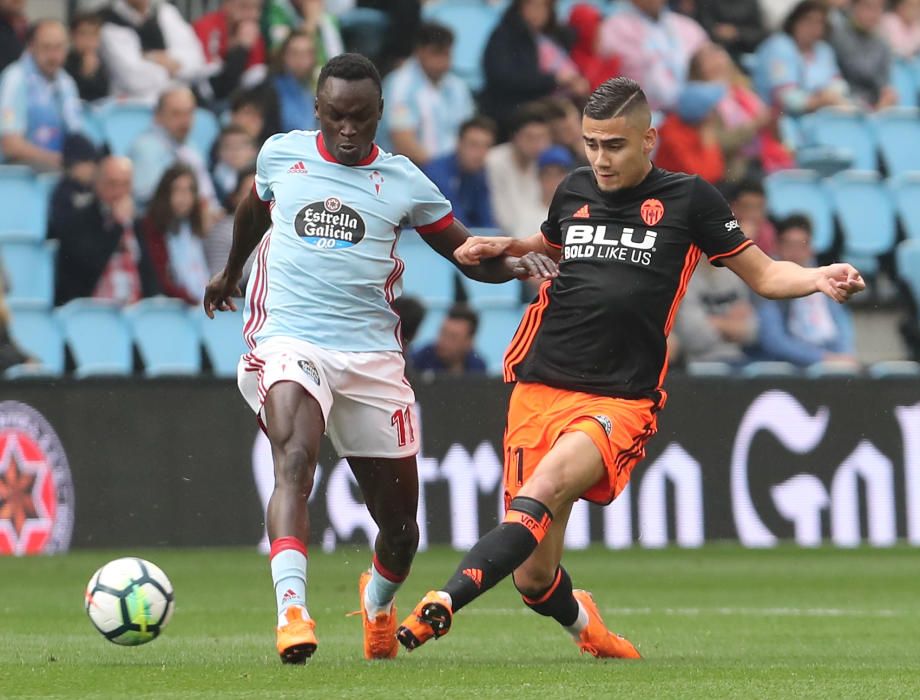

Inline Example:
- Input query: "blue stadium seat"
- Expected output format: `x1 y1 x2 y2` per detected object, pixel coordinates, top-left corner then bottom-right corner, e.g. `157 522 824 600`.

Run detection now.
763 170 835 254
868 360 920 378
189 108 221 161
686 361 735 377
800 109 877 172
125 298 201 376
398 242 456 307
463 278 523 307
0 239 55 307
55 299 133 377
194 306 247 377
740 361 800 378
888 173 920 241
804 361 862 378
7 304 65 375
896 239 920 308
556 0 606 21
476 306 526 375
778 115 803 151
0 166 49 241
101 102 154 156
891 60 918 108
82 106 106 147
869 107 920 178
825 171 897 274
422 1 503 91
411 306 446 348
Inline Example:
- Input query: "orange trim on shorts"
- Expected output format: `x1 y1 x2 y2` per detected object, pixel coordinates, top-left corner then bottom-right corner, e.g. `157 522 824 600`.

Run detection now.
503 508 552 543
503 281 551 382
658 245 702 388
521 567 563 605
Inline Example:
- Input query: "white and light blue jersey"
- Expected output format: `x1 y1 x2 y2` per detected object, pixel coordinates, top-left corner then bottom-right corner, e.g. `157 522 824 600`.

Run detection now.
244 130 453 352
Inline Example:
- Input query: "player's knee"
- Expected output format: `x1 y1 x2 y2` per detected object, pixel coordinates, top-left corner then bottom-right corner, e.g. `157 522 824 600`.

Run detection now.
518 473 567 512
275 444 318 493
381 517 419 556
512 565 557 599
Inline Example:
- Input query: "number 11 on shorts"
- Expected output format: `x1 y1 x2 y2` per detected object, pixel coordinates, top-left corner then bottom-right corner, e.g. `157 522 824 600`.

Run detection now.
391 408 415 447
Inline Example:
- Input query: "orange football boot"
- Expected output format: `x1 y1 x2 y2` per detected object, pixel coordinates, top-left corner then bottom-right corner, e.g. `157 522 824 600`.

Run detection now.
572 590 641 659
396 591 452 651
357 570 399 659
276 605 318 664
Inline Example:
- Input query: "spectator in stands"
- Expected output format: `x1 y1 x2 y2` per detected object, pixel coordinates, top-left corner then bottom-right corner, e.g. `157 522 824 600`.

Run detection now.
689 42 792 179
65 13 109 103
726 178 776 257
654 81 726 184
48 134 100 242
0 20 83 172
481 0 590 131
412 303 487 376
519 145 574 243
194 0 267 104
141 164 211 305
423 116 497 230
541 95 589 167
381 22 473 166
880 0 920 60
262 0 343 68
0 276 31 373
695 0 768 63
129 86 217 210
228 85 279 146
830 0 898 110
393 294 426 366
211 124 257 210
754 215 857 367
54 156 159 306
568 3 620 91
485 103 552 239
753 1 851 115
673 259 758 365
267 29 318 133
99 0 207 102
598 0 708 111
0 0 26 73
204 167 256 280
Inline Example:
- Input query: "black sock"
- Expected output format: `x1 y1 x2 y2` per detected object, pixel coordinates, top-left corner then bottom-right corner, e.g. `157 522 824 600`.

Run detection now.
442 497 553 612
519 566 579 628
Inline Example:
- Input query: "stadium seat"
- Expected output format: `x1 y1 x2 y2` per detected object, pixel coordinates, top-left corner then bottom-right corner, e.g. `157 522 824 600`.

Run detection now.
889 173 920 241
896 239 920 308
778 115 803 151
0 239 55 307
125 298 201 377
398 242 457 307
422 1 503 91
869 107 920 178
804 361 862 378
0 166 49 241
7 304 65 375
891 60 918 108
763 170 835 254
739 361 800 378
189 108 221 161
825 170 897 274
463 278 523 307
476 306 526 374
868 360 920 378
800 109 877 172
686 361 735 377
82 106 106 147
556 0 606 21
194 306 248 378
56 299 133 377
101 102 154 156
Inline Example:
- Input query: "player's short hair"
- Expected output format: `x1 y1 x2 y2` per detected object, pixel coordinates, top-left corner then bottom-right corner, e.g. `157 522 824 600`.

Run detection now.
416 22 454 49
459 115 498 140
776 214 813 239
782 1 828 37
447 303 479 336
584 77 649 122
317 53 382 99
507 102 551 137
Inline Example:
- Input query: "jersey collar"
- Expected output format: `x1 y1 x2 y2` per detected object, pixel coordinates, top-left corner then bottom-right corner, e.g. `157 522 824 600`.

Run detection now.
316 133 379 166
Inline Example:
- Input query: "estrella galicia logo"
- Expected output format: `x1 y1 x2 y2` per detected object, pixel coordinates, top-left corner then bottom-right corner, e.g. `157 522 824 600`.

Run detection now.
294 197 366 249
298 360 321 386
593 415 613 437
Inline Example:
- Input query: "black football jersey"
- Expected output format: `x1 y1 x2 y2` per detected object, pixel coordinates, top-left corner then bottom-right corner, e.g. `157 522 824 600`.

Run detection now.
504 166 752 402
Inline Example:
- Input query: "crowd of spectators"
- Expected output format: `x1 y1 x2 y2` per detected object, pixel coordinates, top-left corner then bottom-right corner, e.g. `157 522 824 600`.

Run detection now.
3 0 919 374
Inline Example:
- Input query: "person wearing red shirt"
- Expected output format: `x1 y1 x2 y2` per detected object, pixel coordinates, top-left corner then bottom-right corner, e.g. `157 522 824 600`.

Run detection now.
194 0 267 101
654 81 726 184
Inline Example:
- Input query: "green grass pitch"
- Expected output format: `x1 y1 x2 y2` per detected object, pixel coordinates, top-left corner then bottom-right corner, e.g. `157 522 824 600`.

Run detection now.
2 545 919 699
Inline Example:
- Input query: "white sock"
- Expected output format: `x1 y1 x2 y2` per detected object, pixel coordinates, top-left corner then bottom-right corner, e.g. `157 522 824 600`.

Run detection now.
270 548 308 617
564 601 590 640
363 562 403 617
435 591 452 608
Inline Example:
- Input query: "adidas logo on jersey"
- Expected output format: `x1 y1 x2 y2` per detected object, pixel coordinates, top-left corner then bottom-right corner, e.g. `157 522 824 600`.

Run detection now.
573 204 590 219
288 161 308 174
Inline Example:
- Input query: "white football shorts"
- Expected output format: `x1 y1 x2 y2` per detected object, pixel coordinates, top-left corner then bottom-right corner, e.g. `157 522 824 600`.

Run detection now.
238 336 418 458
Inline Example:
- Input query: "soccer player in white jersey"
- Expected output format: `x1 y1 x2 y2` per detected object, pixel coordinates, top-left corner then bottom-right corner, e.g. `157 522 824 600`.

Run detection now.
203 53 556 665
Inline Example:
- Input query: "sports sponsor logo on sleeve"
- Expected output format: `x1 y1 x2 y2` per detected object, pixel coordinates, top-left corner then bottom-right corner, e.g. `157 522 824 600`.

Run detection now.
725 219 740 231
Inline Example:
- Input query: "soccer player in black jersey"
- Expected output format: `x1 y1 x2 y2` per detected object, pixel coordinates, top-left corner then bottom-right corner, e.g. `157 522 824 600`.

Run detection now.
397 77 865 658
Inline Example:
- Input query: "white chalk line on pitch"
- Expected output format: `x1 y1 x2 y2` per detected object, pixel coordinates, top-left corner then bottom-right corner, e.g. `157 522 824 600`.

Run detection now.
464 606 904 618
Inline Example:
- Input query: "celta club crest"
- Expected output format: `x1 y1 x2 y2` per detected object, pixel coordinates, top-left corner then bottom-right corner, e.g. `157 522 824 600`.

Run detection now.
370 170 384 195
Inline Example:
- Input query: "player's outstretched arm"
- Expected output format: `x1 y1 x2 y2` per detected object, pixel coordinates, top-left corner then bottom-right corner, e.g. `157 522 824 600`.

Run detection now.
723 245 866 303
453 233 560 266
203 188 272 318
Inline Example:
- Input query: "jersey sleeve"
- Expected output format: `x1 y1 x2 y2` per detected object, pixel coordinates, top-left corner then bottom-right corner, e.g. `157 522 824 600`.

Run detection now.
539 175 568 249
254 133 285 202
406 162 454 234
688 176 753 266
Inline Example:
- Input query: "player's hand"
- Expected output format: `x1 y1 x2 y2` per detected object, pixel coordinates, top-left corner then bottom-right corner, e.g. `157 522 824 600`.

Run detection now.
816 263 865 303
454 236 514 265
203 269 242 319
507 252 558 281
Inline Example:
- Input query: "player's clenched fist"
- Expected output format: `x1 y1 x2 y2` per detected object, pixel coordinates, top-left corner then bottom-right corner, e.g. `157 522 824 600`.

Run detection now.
203 270 242 319
816 263 865 303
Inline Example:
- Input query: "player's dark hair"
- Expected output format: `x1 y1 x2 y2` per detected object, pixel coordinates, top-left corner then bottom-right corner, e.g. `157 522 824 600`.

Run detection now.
447 303 479 336
584 77 649 121
782 1 828 37
459 115 498 140
507 102 551 137
416 22 454 49
776 214 813 239
317 53 382 98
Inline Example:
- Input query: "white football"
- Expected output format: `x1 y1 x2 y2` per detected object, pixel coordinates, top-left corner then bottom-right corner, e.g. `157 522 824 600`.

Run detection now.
84 557 175 646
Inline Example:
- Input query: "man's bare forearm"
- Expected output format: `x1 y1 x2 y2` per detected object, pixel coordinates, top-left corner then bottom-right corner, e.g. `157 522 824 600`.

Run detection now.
225 189 271 277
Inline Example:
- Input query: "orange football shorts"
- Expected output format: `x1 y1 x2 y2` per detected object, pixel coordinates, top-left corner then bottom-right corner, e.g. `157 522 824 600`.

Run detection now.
503 381 660 507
